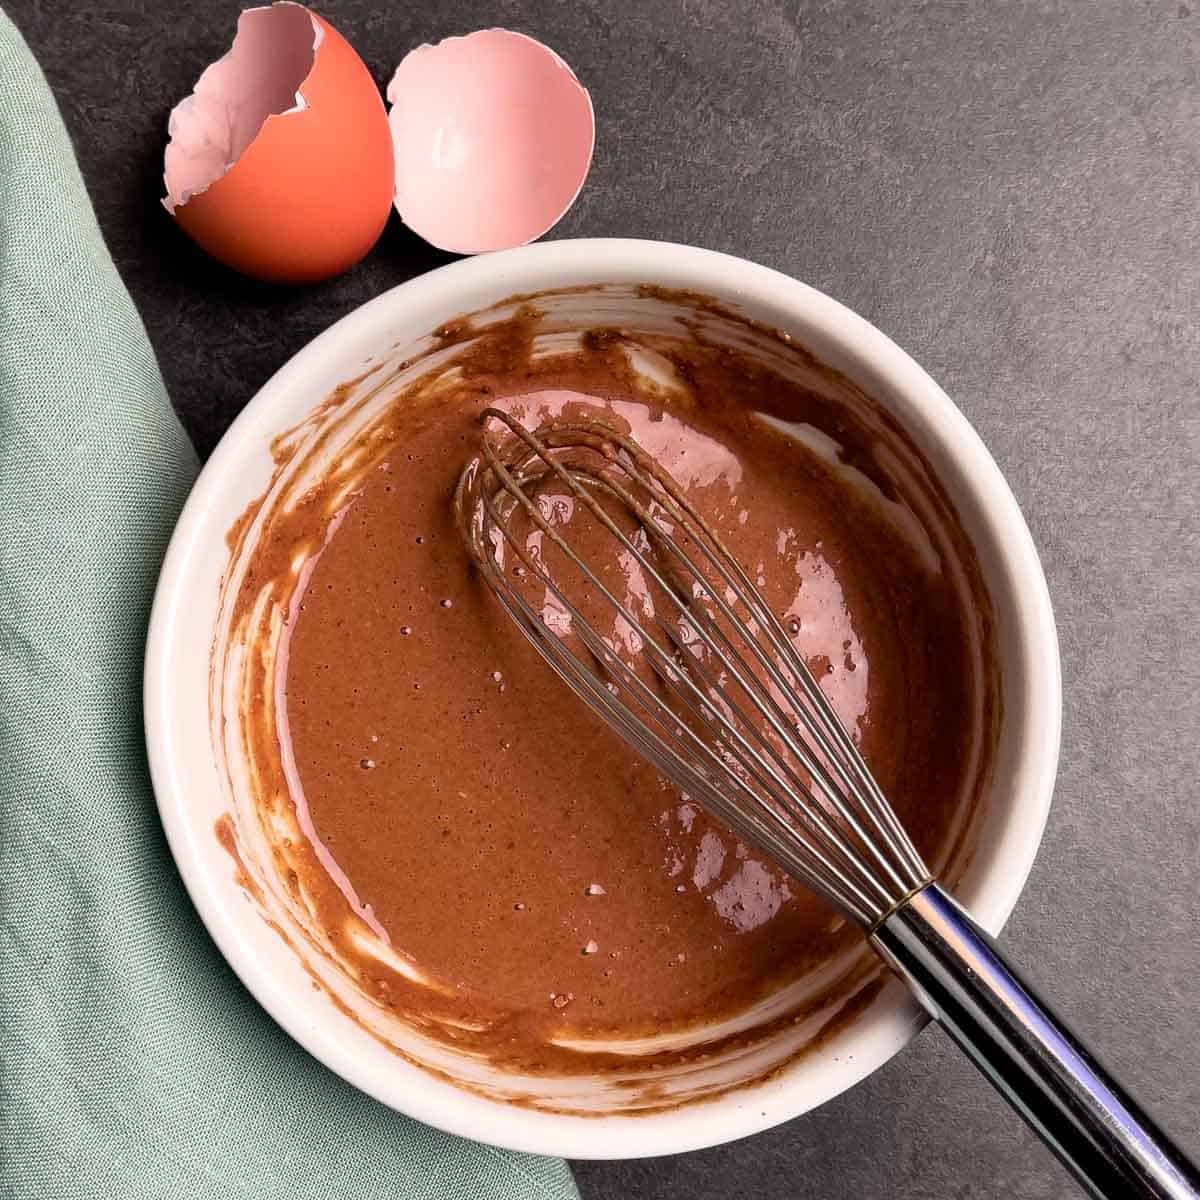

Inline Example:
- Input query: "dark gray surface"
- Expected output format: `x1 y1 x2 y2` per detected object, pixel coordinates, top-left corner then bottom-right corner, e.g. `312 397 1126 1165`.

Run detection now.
10 0 1199 1195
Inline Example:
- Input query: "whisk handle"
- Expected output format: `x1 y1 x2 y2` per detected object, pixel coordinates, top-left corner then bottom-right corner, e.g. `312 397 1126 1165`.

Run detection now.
872 883 1200 1200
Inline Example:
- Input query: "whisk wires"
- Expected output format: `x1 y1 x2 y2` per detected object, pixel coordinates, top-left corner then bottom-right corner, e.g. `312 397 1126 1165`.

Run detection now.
454 408 931 928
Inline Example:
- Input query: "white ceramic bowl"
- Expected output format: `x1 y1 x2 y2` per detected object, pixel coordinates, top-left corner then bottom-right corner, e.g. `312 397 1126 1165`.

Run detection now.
145 238 1060 1158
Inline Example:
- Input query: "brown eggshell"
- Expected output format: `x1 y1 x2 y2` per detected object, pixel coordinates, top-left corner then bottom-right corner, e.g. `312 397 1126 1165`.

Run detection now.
166 4 393 284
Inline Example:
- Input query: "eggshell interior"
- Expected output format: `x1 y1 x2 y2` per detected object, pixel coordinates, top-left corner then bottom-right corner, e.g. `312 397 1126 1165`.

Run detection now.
164 2 318 212
387 30 594 254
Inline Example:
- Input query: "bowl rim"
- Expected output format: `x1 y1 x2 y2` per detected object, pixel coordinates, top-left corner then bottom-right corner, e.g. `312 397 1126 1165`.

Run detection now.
144 237 1061 1159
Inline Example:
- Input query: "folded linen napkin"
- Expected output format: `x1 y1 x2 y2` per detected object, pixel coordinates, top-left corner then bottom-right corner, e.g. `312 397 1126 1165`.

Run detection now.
0 11 578 1198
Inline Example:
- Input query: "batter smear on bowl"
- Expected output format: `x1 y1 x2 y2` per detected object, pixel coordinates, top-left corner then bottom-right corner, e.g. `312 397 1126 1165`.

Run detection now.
220 289 999 1094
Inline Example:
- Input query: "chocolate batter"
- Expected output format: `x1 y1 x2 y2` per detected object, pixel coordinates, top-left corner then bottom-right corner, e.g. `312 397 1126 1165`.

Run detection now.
261 303 996 1054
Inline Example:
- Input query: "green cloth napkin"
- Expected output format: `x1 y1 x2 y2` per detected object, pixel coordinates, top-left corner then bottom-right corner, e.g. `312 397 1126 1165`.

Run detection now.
0 12 579 1198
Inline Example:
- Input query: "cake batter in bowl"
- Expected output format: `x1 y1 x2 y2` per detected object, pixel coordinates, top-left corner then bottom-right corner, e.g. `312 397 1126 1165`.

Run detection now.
145 239 1060 1157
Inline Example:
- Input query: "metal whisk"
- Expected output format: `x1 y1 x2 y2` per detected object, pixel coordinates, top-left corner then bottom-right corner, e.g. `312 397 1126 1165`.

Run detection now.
455 408 1199 1200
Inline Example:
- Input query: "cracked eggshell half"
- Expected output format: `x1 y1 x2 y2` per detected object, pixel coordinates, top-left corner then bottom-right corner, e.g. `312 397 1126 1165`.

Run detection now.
387 30 594 255
163 3 393 284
